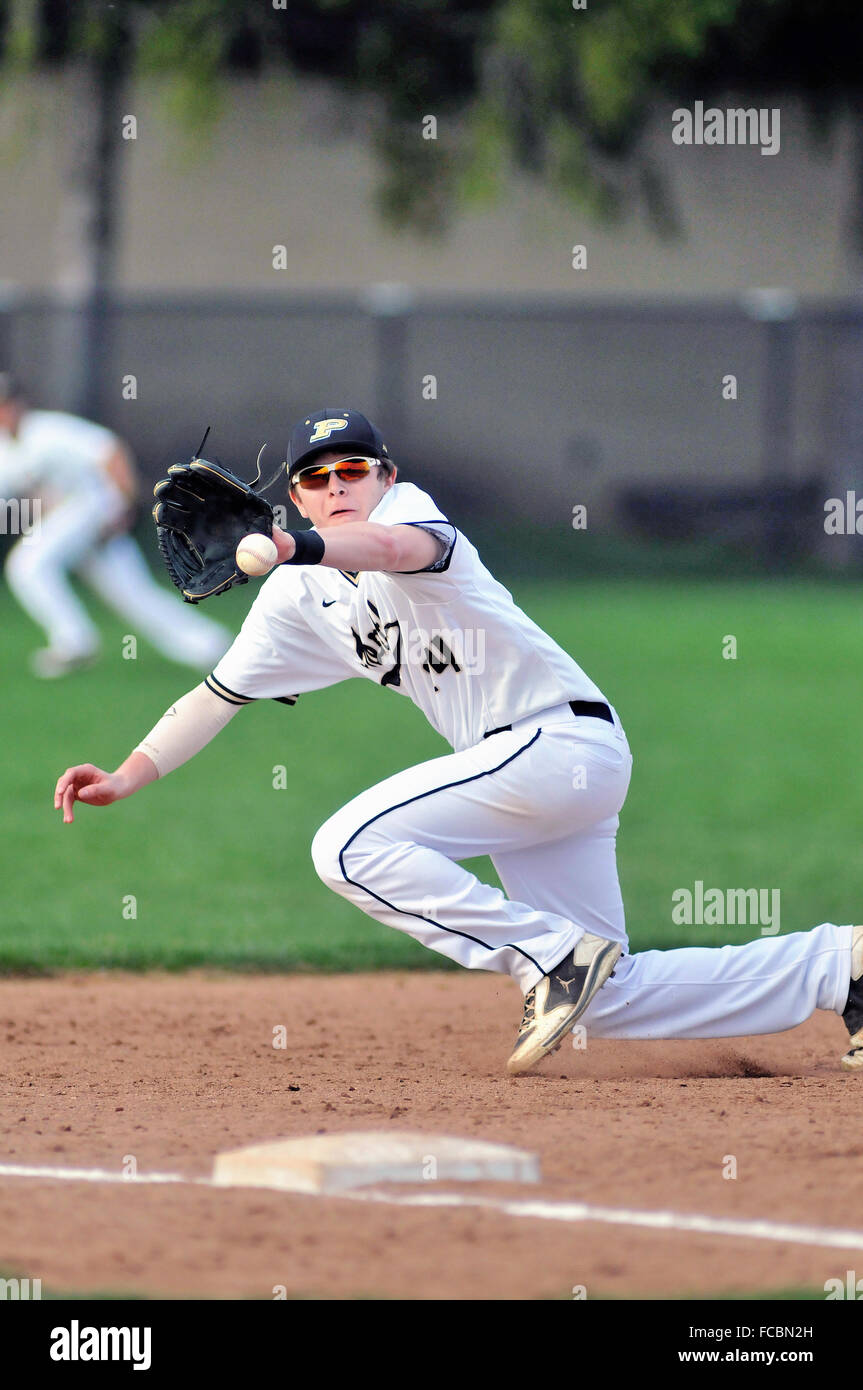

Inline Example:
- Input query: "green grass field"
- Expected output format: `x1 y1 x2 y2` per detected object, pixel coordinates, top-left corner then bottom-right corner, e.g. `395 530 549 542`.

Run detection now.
2 570 860 972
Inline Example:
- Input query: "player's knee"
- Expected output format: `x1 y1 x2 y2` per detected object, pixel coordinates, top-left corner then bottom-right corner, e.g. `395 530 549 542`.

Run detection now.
310 821 349 894
311 815 396 897
4 541 36 588
4 539 30 583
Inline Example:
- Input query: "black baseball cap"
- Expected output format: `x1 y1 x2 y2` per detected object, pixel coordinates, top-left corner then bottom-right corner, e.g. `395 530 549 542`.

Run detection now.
288 408 391 481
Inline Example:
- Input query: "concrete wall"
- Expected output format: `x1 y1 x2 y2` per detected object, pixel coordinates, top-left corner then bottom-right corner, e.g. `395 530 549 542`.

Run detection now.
1 74 858 297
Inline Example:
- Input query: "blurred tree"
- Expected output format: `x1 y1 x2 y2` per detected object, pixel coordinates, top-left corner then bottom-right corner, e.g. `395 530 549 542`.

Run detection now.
1 0 861 407
3 0 861 234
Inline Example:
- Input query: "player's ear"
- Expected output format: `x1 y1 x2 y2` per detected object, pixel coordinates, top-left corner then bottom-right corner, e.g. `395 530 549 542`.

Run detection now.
383 465 396 492
289 485 309 520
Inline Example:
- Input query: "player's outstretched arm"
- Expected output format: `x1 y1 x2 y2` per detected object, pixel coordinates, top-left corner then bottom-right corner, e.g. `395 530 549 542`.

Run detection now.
54 680 243 825
273 522 440 574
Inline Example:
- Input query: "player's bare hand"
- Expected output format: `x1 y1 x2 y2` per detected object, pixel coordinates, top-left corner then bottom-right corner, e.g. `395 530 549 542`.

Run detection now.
272 525 296 563
54 765 123 824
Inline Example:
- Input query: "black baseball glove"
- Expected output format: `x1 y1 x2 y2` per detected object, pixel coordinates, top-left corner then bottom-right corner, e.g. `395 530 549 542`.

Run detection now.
152 458 275 603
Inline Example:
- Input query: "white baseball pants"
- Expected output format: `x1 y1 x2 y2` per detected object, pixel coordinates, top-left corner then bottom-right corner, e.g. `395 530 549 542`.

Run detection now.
4 484 230 668
311 702 852 1038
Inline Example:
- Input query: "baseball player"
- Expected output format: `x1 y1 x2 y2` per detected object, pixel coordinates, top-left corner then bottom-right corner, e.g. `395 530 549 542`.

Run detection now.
0 375 231 677
53 408 863 1074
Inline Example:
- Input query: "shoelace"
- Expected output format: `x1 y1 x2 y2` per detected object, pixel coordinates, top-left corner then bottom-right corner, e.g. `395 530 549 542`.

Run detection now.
517 988 537 1036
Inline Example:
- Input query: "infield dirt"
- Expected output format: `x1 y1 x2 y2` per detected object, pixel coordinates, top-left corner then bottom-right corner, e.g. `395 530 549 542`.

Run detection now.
0 972 858 1300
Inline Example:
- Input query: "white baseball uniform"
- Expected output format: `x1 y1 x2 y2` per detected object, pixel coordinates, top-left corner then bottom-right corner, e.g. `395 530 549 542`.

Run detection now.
152 479 852 1038
0 410 231 668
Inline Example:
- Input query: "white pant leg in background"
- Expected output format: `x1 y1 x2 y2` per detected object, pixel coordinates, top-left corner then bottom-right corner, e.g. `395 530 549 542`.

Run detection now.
580 922 853 1039
311 707 633 993
3 486 121 657
78 534 231 669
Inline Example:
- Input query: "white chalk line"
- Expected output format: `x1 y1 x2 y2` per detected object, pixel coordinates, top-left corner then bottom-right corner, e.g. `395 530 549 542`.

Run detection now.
1 1161 862 1252
0 1163 202 1186
346 1189 863 1252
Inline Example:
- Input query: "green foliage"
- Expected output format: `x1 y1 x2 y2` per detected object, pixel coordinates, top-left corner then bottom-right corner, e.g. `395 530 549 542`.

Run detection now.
136 0 233 137
457 98 507 208
0 0 39 73
466 0 746 228
0 0 856 234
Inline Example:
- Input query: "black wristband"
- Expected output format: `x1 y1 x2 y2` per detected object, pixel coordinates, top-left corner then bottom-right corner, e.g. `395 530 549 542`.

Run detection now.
282 529 326 565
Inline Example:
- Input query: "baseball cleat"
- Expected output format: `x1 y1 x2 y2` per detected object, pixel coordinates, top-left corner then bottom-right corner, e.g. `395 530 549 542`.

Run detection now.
507 932 622 1075
840 925 863 1071
841 1030 863 1071
30 647 98 679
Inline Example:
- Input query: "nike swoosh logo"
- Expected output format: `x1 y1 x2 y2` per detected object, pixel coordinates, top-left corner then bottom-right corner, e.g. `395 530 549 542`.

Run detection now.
322 599 337 608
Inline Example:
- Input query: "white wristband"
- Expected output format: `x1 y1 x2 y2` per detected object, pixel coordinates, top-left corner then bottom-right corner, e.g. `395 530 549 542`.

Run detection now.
134 680 242 778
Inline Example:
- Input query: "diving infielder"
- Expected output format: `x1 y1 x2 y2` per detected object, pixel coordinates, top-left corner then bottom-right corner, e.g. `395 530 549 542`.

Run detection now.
54 408 863 1073
0 375 231 677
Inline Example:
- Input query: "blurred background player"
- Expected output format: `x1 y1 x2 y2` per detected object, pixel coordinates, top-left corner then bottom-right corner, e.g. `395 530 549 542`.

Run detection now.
0 373 231 678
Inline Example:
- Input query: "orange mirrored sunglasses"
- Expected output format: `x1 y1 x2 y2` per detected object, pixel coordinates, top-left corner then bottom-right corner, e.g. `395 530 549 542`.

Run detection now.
291 456 384 491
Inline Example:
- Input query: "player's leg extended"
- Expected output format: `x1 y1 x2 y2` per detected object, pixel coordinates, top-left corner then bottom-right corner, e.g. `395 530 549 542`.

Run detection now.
79 534 231 668
492 794 860 1065
4 492 104 665
579 922 854 1041
310 717 631 994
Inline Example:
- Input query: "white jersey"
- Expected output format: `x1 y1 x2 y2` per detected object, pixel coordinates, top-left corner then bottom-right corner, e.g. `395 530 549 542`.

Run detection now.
0 410 117 501
211 482 607 752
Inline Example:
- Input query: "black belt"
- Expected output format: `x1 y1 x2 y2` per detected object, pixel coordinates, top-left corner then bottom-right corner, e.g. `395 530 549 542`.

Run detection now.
569 700 614 723
483 700 613 739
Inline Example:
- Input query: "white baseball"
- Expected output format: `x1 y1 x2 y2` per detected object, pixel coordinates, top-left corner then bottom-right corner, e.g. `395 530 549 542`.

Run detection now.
236 532 278 576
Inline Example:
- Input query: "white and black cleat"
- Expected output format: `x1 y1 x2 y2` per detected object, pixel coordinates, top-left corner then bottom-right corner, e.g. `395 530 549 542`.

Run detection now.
30 647 98 680
507 932 621 1076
